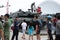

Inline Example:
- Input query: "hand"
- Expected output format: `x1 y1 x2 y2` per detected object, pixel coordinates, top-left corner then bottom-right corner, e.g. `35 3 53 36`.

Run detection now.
17 23 20 26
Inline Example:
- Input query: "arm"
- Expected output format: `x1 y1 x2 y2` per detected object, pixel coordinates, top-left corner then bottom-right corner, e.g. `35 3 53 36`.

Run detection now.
36 25 38 32
16 23 20 26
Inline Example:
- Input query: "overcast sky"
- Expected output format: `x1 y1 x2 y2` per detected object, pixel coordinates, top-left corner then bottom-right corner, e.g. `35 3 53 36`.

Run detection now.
0 0 60 15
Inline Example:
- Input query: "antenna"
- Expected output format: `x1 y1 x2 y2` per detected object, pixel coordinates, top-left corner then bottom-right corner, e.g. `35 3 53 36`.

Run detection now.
6 0 10 14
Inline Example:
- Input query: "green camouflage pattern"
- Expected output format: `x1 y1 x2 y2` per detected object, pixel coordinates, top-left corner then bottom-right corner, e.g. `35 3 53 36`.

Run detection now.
4 20 10 40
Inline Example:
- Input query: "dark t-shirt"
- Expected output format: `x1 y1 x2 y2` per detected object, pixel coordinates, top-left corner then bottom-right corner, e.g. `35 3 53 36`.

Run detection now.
14 20 20 30
36 21 40 30
33 19 40 30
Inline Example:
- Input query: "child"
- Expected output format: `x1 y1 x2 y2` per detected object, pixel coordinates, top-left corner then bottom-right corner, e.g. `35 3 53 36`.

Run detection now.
28 21 34 40
21 20 27 39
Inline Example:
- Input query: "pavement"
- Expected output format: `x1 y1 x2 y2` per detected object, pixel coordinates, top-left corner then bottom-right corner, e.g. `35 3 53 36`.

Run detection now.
10 30 55 40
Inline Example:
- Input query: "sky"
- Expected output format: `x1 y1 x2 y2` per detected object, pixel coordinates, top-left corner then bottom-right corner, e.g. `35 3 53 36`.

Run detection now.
0 0 60 15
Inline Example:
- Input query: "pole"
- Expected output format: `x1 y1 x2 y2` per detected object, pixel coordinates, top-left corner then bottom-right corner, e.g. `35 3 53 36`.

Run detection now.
6 0 9 14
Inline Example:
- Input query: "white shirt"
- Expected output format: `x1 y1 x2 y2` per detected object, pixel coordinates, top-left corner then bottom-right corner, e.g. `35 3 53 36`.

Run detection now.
21 22 27 30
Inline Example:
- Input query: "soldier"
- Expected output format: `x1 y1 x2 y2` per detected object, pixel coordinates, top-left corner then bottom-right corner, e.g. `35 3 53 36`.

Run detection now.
31 2 36 12
3 14 10 40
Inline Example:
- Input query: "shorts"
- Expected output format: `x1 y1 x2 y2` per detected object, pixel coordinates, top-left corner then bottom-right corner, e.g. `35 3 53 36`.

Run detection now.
22 29 26 34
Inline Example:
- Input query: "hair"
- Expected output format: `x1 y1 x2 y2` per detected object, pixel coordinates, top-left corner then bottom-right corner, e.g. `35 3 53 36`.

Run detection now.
23 19 26 22
56 13 60 19
47 18 51 21
29 21 33 28
16 16 19 18
5 14 9 18
0 17 2 21
54 15 56 17
34 15 38 19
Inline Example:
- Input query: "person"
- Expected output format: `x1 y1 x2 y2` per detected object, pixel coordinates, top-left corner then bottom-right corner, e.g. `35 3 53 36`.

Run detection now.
0 17 4 40
46 17 53 40
33 15 38 30
37 7 41 14
31 2 36 12
1 15 5 25
3 14 10 40
21 20 27 39
55 13 60 40
52 15 57 39
11 17 20 40
28 21 34 40
36 21 41 40
33 15 41 40
52 15 57 27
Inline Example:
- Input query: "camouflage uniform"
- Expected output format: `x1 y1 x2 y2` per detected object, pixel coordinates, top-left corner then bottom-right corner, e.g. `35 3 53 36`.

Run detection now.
4 20 10 40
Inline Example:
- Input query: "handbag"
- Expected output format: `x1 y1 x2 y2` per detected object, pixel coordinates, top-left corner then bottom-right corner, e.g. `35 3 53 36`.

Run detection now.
11 26 14 30
11 24 14 30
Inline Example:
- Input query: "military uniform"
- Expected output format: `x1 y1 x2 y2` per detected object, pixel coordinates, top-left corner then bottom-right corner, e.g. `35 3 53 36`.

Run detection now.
4 20 10 40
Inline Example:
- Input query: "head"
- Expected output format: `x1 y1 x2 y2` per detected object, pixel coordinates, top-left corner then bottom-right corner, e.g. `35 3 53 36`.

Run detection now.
56 15 60 20
1 15 3 18
33 2 35 4
30 21 33 25
34 15 38 20
56 13 60 20
23 20 26 22
4 14 9 20
54 15 56 17
29 21 33 28
1 15 4 20
38 7 40 9
47 18 51 21
15 16 20 21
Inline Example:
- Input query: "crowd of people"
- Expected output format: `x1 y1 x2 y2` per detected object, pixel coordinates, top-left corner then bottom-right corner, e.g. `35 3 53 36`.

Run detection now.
0 13 60 40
